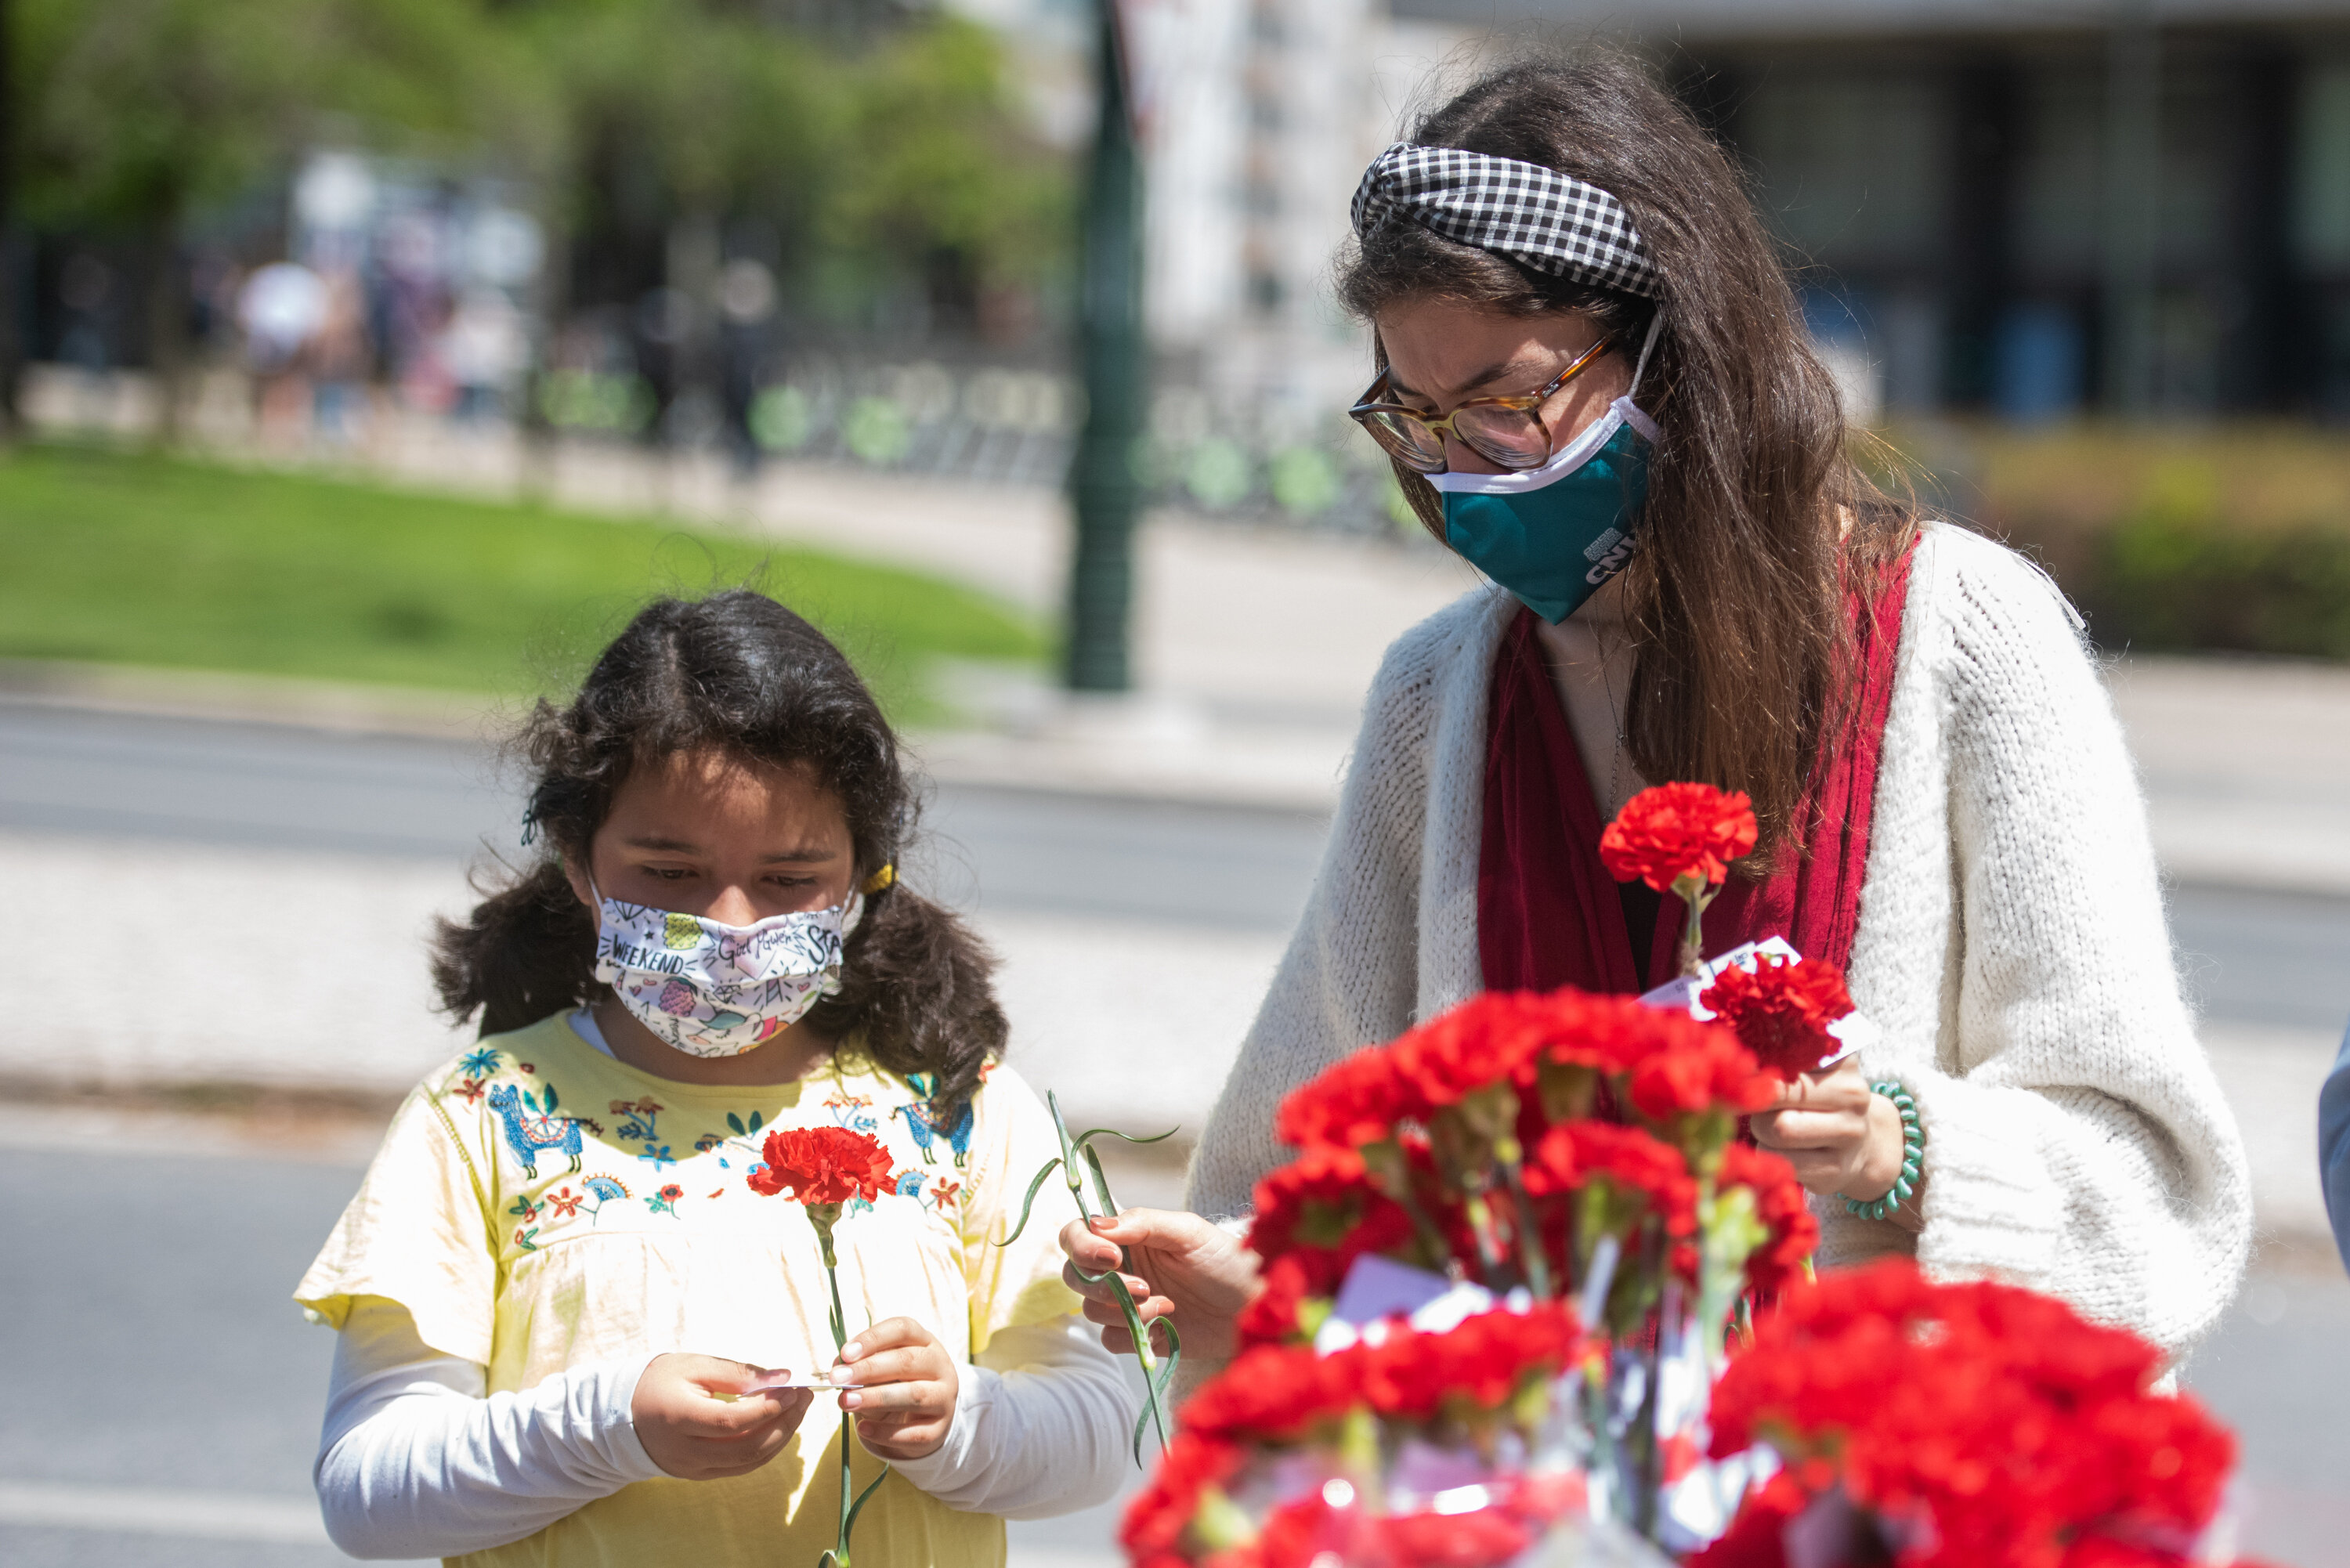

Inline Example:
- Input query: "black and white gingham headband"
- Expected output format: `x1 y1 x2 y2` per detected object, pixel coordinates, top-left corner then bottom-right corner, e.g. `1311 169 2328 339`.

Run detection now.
1351 143 1661 300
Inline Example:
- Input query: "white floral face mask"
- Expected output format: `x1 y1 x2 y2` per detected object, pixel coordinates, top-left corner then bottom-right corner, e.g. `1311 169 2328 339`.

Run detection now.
591 888 864 1058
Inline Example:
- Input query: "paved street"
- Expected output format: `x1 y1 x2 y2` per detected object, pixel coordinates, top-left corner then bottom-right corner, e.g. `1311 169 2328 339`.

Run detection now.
2 700 2348 1566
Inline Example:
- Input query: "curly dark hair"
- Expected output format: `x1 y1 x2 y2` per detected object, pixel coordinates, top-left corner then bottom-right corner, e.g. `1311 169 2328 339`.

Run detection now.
430 590 1003 1110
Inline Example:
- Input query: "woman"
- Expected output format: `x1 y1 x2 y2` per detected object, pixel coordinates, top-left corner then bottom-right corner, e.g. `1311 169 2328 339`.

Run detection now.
1062 50 2250 1375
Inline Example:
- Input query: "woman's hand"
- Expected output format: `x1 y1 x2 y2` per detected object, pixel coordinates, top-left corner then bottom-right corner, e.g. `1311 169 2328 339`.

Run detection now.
836 1317 957 1461
1060 1209 1260 1373
631 1353 813 1480
1749 1059 1925 1234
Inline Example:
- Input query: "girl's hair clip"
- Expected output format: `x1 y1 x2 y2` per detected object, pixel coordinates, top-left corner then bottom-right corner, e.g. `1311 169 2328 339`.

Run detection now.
862 863 896 894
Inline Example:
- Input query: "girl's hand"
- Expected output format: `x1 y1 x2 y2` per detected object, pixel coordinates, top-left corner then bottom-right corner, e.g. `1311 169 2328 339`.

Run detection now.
1060 1208 1260 1374
1749 1058 1925 1234
631 1353 813 1480
836 1317 957 1461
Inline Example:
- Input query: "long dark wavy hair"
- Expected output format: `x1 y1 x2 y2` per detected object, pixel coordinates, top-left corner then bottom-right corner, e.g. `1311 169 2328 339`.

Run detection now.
431 591 1003 1110
1338 50 1916 861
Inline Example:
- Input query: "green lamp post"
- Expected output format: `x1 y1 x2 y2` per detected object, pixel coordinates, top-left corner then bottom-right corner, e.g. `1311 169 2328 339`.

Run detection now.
1063 0 1146 692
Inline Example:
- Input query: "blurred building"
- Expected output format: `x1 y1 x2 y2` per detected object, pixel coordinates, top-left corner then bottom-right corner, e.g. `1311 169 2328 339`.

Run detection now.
1379 0 2350 422
1080 0 2350 428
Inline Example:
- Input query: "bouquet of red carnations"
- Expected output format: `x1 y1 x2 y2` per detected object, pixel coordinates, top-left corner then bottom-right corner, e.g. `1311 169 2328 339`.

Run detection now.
1123 1300 1596 1568
1123 980 1820 1566
1117 779 2283 1568
1695 1259 2269 1568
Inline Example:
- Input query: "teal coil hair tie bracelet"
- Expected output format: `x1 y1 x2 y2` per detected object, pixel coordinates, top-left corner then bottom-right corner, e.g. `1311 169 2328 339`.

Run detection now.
1844 1081 1922 1222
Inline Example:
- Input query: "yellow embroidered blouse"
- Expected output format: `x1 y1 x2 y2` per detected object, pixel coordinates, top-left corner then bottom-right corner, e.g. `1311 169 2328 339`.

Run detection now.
295 1013 1083 1568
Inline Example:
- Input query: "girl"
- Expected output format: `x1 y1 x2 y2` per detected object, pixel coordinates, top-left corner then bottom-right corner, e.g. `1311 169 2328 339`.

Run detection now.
298 591 1130 1565
1062 50 2250 1377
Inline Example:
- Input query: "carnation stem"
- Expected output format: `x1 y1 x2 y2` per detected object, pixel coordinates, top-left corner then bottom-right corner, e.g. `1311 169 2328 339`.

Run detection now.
1494 1156 1553 1299
1632 1228 1667 1542
1462 1190 1509 1292
815 1222 886 1568
1008 1094 1181 1462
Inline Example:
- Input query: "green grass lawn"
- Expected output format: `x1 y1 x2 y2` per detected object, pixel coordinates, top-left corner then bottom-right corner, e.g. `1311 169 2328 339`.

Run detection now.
0 443 1047 721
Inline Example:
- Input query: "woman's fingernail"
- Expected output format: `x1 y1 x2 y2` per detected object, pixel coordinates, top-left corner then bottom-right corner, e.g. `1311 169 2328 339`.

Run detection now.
840 1343 862 1361
841 1391 862 1408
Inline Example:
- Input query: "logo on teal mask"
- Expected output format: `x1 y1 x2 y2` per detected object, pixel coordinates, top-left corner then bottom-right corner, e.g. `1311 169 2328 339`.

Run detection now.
1427 396 1660 623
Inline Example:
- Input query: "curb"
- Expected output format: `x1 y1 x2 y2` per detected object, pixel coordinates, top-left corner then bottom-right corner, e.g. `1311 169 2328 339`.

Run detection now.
0 659 504 742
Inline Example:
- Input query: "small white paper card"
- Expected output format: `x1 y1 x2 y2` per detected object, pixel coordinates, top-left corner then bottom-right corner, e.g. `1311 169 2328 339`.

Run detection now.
738 1368 862 1393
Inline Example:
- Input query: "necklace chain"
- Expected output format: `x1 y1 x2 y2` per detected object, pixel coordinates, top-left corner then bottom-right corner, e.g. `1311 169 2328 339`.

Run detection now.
1594 627 1628 815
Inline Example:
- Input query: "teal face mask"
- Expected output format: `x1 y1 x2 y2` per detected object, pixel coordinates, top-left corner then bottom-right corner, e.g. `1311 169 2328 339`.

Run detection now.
1426 392 1661 624
1423 311 1665 624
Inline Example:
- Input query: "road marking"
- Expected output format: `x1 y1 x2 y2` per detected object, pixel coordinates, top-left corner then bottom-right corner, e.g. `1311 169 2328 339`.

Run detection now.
0 1479 329 1544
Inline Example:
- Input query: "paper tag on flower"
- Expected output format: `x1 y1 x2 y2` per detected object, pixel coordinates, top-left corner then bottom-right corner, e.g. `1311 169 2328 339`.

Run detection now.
739 1368 862 1393
1314 1255 1507 1353
1316 1254 1460 1353
1636 938 1879 1070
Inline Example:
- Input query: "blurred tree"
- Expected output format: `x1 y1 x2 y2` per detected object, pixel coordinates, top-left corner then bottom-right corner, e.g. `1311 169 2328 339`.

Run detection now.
11 0 544 441
824 15 1069 319
9 0 1066 451
513 0 1065 437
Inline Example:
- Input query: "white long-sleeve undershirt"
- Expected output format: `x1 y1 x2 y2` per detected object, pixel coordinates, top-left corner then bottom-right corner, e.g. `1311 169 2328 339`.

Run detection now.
316 1297 1133 1559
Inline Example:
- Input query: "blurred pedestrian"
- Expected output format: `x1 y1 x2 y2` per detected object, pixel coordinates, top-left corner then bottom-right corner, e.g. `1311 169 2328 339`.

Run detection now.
718 258 779 475
237 258 326 439
1061 48 2251 1384
297 592 1130 1565
2321 1026 2350 1274
309 263 374 444
442 287 525 424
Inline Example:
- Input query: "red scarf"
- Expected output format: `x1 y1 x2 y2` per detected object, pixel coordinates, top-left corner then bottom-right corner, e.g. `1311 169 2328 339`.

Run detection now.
1478 547 1914 995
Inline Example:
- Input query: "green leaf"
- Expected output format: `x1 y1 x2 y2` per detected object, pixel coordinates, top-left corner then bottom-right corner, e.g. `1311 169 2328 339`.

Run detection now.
844 1467 891 1539
1081 1143 1119 1223
748 1110 763 1133
1130 1318 1180 1464
1115 1281 1176 1464
727 1111 746 1136
543 1082 559 1112
1070 1125 1180 1149
1046 1092 1079 1174
992 1158 1065 1248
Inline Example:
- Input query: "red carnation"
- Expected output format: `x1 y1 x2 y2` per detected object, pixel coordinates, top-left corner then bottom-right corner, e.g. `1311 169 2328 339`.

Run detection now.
1358 1301 1584 1420
1525 1121 1698 1240
1699 1261 2240 1568
1234 1251 1317 1347
1118 1430 1242 1563
1274 1047 1406 1151
1181 1341 1365 1444
1701 953 1856 1078
1622 1024 1780 1125
1600 782 1759 894
747 1125 895 1205
1715 1142 1819 1296
1249 1144 1419 1304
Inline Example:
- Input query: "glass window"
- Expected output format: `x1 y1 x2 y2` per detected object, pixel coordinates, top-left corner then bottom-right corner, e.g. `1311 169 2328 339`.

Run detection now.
2295 60 2350 273
1739 67 1950 267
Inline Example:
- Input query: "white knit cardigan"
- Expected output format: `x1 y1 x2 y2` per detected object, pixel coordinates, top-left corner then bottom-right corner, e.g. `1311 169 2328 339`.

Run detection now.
1187 522 2251 1359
